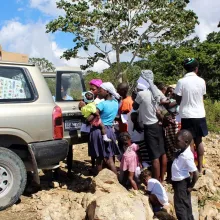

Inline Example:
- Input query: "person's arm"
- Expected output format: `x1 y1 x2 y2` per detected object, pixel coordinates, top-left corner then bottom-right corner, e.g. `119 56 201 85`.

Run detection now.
202 80 206 99
131 112 143 133
161 99 178 109
133 92 142 110
175 95 182 105
133 102 139 110
78 101 86 110
186 158 199 192
174 80 182 105
156 109 164 121
188 170 199 192
87 108 100 122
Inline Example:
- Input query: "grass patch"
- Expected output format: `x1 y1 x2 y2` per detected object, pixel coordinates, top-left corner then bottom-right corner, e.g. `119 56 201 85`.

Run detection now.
198 190 220 208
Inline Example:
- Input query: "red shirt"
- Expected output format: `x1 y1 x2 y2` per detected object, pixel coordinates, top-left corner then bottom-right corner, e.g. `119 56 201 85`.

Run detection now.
118 96 133 132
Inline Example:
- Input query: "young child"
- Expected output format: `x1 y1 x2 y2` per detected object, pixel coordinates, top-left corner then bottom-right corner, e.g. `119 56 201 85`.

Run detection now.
80 91 111 142
140 169 169 212
117 82 133 133
119 132 141 190
172 130 199 220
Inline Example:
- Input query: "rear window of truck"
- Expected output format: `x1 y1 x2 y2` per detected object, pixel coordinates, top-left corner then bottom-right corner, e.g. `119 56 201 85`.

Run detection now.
0 66 35 102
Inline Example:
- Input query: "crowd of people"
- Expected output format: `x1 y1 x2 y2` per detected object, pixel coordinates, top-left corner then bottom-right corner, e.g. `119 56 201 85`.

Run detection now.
77 58 208 219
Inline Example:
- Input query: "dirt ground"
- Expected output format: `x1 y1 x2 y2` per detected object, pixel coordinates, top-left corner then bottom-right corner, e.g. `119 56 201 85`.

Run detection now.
0 134 219 220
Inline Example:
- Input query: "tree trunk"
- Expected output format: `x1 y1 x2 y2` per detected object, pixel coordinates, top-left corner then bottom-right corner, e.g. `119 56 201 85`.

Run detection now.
116 48 123 83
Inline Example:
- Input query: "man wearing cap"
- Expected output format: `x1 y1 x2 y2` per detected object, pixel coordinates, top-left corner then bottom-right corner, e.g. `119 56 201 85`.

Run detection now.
175 58 208 173
133 70 167 182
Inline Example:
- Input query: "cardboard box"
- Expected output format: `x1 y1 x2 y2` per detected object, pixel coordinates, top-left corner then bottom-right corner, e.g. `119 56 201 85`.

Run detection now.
0 45 29 63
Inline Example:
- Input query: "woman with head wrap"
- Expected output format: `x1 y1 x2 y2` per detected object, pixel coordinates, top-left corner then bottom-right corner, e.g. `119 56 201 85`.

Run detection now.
89 79 103 104
78 79 103 173
88 82 121 174
133 70 167 183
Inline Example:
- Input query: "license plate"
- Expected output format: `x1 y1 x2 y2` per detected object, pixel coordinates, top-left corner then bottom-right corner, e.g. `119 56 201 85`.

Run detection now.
64 120 82 130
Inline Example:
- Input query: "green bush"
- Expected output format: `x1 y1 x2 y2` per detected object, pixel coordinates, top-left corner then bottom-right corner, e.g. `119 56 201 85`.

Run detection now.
204 99 220 132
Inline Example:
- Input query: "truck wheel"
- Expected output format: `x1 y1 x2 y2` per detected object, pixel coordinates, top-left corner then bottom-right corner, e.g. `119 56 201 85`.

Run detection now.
0 147 27 210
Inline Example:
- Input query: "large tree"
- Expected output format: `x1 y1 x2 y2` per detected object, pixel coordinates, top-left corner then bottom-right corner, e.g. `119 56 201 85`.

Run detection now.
46 0 198 82
29 57 55 72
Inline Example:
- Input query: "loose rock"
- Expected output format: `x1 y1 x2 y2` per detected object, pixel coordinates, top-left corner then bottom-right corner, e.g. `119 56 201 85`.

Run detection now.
199 204 218 220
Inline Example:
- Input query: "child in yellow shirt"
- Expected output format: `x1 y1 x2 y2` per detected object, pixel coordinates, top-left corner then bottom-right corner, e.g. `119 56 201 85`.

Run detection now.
81 91 111 142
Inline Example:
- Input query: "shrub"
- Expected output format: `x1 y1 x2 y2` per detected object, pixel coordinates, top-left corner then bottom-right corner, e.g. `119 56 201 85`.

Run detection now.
204 99 220 132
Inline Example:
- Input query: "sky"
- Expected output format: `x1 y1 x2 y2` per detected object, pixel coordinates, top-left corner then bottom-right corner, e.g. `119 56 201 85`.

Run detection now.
0 0 219 71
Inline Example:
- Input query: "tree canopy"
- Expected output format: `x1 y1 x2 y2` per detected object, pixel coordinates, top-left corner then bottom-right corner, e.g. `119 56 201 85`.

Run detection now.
46 0 198 81
29 57 55 72
84 31 220 100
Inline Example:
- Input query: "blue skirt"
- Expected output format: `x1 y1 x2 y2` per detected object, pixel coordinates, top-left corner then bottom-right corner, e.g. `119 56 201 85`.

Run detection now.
88 126 121 158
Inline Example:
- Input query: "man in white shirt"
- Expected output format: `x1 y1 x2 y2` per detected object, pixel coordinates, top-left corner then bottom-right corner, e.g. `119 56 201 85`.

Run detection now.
175 58 208 173
172 130 199 220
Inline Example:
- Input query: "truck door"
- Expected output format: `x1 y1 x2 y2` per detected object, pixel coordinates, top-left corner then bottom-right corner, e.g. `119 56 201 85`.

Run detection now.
43 69 86 143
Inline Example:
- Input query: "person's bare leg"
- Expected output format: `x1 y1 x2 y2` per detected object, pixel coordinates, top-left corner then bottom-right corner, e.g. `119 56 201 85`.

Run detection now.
96 157 103 174
152 158 160 181
195 136 204 173
160 154 167 183
100 122 106 135
100 122 111 142
105 157 117 175
128 172 138 190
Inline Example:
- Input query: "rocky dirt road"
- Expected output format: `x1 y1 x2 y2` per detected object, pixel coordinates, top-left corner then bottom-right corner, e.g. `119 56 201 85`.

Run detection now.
0 134 219 220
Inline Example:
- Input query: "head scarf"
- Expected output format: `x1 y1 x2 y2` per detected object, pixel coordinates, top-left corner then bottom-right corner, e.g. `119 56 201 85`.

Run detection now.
139 69 161 104
100 82 121 100
141 70 154 81
137 76 150 90
89 79 103 88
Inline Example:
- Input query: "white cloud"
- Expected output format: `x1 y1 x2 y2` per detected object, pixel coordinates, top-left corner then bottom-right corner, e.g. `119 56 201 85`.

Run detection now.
29 0 63 17
0 20 115 72
188 0 220 41
17 8 24 11
0 20 61 64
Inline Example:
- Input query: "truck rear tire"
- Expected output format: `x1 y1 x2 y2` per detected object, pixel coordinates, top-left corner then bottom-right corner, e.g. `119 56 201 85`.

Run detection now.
0 147 27 210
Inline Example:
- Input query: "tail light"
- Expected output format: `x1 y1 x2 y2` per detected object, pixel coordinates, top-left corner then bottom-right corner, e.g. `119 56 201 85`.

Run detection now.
52 106 63 139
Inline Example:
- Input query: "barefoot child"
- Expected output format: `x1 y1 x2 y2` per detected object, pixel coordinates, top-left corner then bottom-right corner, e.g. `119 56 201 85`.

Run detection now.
172 130 199 220
80 91 111 142
119 132 141 190
140 169 169 212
